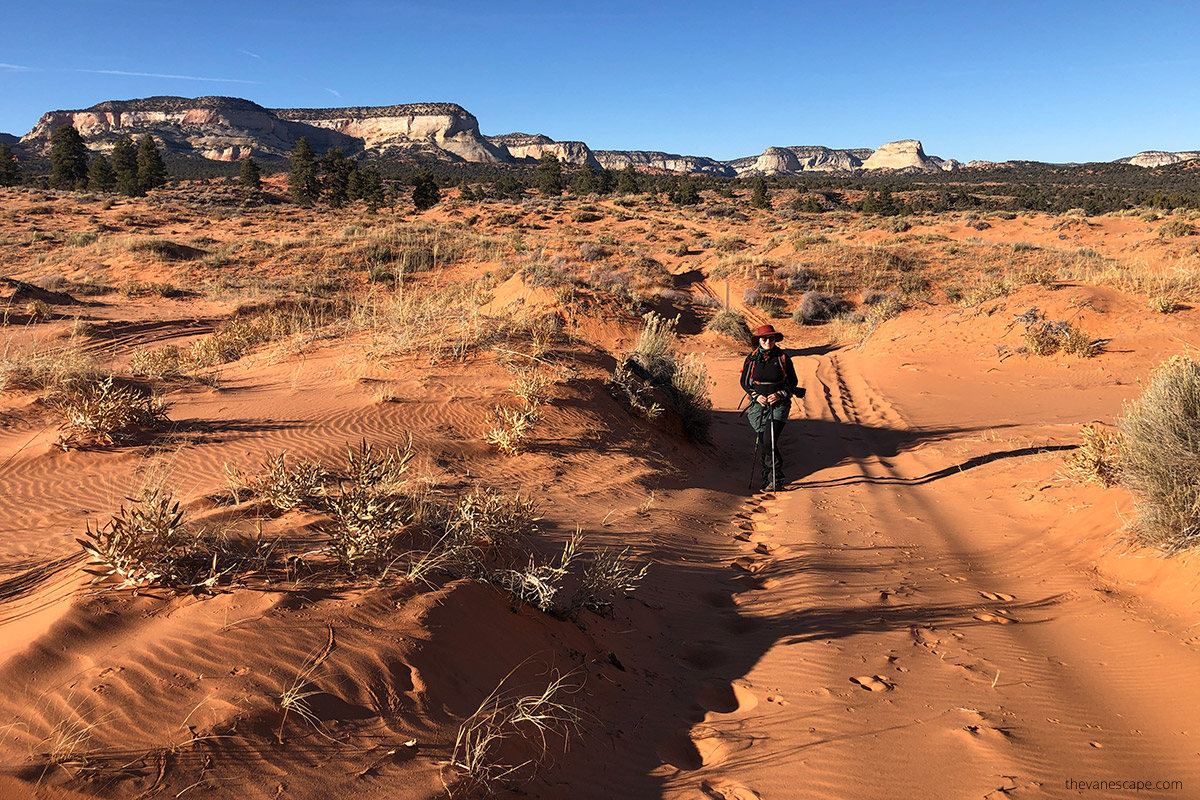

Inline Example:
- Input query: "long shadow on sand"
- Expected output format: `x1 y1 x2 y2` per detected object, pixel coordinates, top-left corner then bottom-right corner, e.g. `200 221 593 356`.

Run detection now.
552 406 1077 797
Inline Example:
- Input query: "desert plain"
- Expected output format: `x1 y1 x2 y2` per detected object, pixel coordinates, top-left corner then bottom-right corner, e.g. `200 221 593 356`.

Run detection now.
0 178 1199 800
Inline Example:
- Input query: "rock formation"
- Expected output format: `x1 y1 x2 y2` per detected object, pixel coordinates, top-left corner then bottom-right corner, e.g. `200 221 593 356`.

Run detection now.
861 139 957 172
16 95 974 175
274 103 507 163
486 133 600 168
592 150 736 176
735 145 874 176
21 96 356 160
1117 150 1200 168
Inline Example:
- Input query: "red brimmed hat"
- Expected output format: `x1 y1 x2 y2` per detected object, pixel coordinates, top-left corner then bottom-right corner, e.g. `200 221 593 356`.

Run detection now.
751 324 783 341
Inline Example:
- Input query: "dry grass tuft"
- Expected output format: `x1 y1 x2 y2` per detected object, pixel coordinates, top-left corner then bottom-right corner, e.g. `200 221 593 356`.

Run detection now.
448 668 581 796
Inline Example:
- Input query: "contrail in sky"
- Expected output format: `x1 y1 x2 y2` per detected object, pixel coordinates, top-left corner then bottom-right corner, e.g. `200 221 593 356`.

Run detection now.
67 69 259 84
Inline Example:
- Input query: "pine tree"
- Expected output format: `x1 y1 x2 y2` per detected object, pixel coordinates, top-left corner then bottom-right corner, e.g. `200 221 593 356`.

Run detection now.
239 156 262 191
289 138 320 206
111 135 139 196
411 169 440 211
751 177 770 209
88 154 116 192
457 180 476 202
616 164 640 195
571 163 601 196
136 135 167 193
673 179 700 206
0 142 20 187
49 124 89 191
802 196 822 214
321 147 356 208
534 152 562 196
598 168 616 195
876 186 898 216
350 167 385 210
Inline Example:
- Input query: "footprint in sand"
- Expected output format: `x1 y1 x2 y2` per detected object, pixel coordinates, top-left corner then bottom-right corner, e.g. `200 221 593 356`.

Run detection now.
911 627 942 650
974 612 1018 624
979 591 1017 602
850 675 894 692
701 779 762 800
732 557 770 574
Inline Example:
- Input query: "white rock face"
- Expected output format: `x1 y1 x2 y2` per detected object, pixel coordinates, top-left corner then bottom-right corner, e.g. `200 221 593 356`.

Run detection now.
1118 150 1200 168
276 104 508 163
737 145 871 176
22 97 350 158
486 134 600 168
592 150 735 176
862 139 955 171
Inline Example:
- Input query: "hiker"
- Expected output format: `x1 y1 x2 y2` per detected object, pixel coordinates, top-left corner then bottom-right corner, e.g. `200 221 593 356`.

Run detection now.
740 324 800 492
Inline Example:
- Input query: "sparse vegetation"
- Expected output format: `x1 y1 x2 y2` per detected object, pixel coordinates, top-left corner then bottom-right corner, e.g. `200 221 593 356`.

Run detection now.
1118 356 1200 552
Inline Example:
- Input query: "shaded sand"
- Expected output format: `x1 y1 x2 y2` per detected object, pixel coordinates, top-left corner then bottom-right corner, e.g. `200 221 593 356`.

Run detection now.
1 186 1199 798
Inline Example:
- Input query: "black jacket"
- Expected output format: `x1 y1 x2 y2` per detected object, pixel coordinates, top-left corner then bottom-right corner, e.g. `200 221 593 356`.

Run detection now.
740 346 799 399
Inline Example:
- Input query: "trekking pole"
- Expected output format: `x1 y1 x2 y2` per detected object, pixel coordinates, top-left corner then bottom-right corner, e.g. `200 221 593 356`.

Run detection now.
769 404 778 491
748 433 761 491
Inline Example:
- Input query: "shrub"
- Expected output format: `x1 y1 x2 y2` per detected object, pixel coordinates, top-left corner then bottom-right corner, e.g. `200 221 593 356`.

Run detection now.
252 452 329 510
616 313 711 441
1066 424 1122 487
570 546 649 615
52 377 171 447
1150 294 1181 314
793 291 845 324
705 310 752 344
487 406 538 456
1118 356 1200 551
23 299 53 322
1157 220 1196 239
578 242 609 261
130 345 185 378
78 489 221 590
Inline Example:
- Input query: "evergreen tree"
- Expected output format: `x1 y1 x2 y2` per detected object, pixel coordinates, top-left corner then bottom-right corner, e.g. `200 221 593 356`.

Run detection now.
534 152 562 196
49 124 89 191
457 180 476 202
88 154 116 193
571 163 602 196
350 167 385 210
876 186 898 216
672 179 700 206
751 177 770 209
135 135 167 193
616 164 640 195
802 195 822 213
598 168 616 195
289 138 320 206
321 147 356 208
110 135 139 196
239 156 262 191
0 142 20 187
411 169 440 211
860 190 880 214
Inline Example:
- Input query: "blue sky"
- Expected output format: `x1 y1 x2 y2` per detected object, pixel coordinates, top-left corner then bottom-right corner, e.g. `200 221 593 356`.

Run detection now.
2 0 1198 163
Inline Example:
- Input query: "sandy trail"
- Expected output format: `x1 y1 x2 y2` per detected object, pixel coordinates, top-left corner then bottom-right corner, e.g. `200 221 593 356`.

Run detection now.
661 346 1200 800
